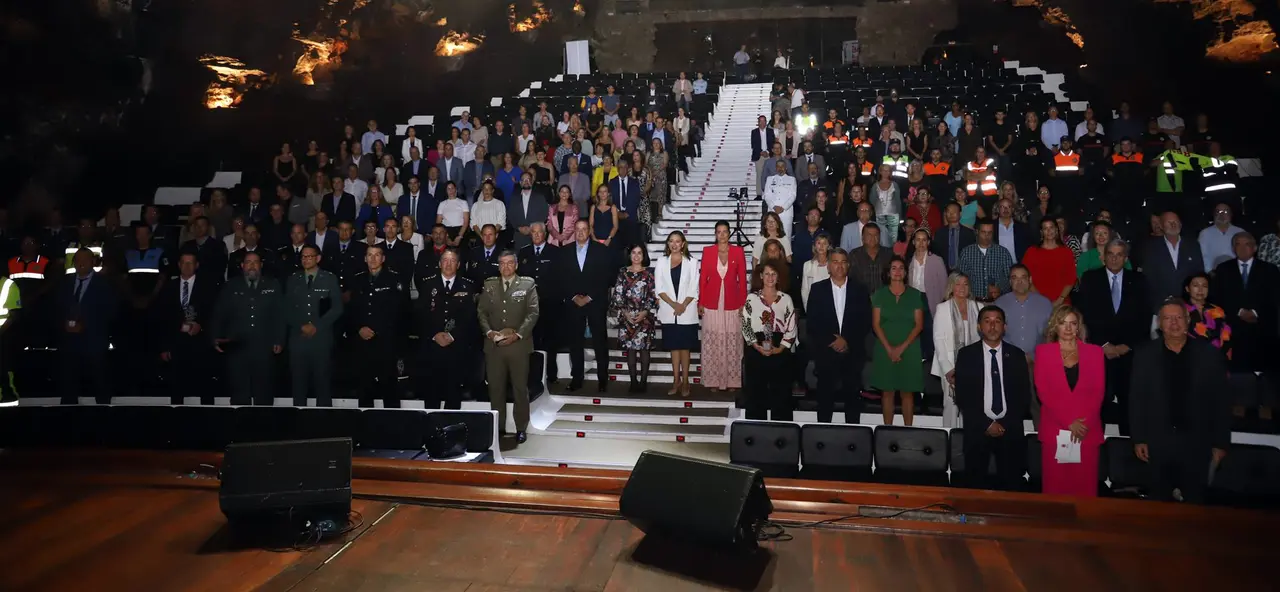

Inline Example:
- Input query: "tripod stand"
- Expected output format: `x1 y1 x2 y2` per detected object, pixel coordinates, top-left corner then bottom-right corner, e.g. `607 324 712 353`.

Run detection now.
729 186 753 246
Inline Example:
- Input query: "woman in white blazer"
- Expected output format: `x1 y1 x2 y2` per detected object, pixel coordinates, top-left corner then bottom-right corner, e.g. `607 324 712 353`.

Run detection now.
930 271 981 427
655 231 700 396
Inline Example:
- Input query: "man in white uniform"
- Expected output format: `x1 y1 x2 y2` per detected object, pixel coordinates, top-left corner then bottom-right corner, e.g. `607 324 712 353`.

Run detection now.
763 160 797 235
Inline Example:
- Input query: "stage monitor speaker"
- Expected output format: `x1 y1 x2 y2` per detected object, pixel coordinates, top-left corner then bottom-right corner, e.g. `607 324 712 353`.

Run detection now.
620 451 772 548
219 437 353 522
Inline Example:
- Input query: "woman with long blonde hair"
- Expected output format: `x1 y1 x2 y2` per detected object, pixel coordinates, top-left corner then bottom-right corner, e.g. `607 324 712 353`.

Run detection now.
1034 305 1105 497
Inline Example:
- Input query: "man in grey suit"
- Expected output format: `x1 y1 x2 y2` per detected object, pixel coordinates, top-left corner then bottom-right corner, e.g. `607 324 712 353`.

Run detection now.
1138 211 1204 312
462 145 496 203
507 171 550 250
436 142 464 188
794 140 826 184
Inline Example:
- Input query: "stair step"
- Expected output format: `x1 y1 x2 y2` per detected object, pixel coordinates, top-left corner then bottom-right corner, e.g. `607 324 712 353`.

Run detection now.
542 420 727 442
557 404 729 425
552 393 735 408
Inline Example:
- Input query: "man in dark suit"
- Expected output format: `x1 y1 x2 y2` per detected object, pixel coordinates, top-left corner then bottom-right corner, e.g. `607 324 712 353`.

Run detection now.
436 143 464 187
400 146 429 182
414 224 453 290
794 141 827 185
414 248 478 409
380 218 416 291
321 175 358 226
180 216 227 289
749 115 776 162
330 221 367 293
796 160 826 212
56 248 117 404
1138 211 1203 311
518 223 559 382
467 224 502 285
608 160 642 248
1077 238 1149 433
277 224 309 275
396 177 438 232
156 253 219 404
1212 232 1279 417
420 166 446 202
556 220 613 392
932 203 976 271
1130 300 1231 504
350 142 376 182
509 172 551 251
462 145 496 202
993 198 1033 263
307 211 341 271
806 249 872 423
952 305 1031 491
239 186 270 225
260 203 292 250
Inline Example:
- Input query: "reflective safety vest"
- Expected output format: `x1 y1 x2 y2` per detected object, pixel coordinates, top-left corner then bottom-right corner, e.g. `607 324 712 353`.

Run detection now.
1111 152 1143 166
64 243 104 274
851 137 874 149
822 119 844 131
858 160 875 177
882 154 910 179
965 158 998 196
1156 150 1194 193
125 247 167 274
923 161 951 177
7 255 48 281
1053 150 1081 173
0 276 21 329
1201 154 1238 193
795 114 817 132
826 133 849 147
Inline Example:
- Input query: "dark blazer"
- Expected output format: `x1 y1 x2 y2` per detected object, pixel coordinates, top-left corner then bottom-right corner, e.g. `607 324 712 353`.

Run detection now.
558 152 593 177
462 159 496 200
416 273 478 349
238 201 270 226
608 176 643 220
56 273 117 352
436 157 464 186
467 244 503 285
805 278 872 362
954 341 1032 435
320 191 358 225
507 188 552 250
413 244 458 293
355 154 376 182
1139 236 1203 311
1213 258 1280 371
1077 268 1150 348
993 219 1034 262
420 179 447 202
554 240 613 306
307 229 341 270
396 192 439 229
381 238 416 290
180 238 228 288
796 177 825 211
155 275 218 352
1129 338 1231 451
331 241 368 291
400 159 430 183
749 127 776 161
277 243 308 275
517 242 558 284
931 224 976 269
794 153 827 183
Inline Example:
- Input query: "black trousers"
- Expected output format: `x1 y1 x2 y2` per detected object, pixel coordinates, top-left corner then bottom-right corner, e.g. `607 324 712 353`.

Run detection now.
745 348 793 421
533 306 559 382
1149 432 1213 503
421 341 471 409
565 303 608 384
0 313 19 399
228 347 275 406
963 427 1026 492
168 338 217 405
814 350 864 423
353 335 399 408
59 349 110 405
1104 355 1133 435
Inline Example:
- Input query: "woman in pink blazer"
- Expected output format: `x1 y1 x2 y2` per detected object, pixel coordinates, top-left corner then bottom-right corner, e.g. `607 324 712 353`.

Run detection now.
698 221 749 391
546 185 579 247
1034 305 1106 497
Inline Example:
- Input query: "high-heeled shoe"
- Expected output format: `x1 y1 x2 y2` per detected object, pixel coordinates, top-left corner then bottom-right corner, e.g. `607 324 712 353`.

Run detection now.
680 381 691 397
666 382 679 396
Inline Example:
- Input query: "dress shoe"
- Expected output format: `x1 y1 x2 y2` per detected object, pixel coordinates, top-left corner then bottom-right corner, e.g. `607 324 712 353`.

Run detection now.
597 382 608 393
517 431 527 444
568 380 583 391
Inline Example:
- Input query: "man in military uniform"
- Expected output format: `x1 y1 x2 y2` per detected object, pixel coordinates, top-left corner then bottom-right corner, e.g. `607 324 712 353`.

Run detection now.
277 224 309 274
414 224 453 289
211 251 285 405
285 245 344 406
331 221 367 298
416 248 477 409
347 244 408 407
517 222 560 383
477 250 539 443
467 224 501 285
380 218 415 291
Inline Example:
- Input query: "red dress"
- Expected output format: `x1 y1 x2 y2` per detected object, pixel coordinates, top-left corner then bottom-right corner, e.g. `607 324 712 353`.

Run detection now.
905 204 943 235
1034 342 1106 497
1021 245 1076 305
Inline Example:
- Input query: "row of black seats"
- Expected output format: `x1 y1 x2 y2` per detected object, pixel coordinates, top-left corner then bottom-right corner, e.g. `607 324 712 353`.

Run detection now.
729 421 1280 508
0 405 498 462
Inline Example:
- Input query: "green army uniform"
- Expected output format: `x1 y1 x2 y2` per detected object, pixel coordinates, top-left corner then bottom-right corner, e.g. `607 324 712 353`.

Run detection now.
477 275 540 434
0 275 22 404
211 275 286 405
285 268 344 406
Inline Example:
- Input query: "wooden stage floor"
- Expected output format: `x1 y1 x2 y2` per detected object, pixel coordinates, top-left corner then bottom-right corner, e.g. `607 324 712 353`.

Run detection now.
0 450 1275 592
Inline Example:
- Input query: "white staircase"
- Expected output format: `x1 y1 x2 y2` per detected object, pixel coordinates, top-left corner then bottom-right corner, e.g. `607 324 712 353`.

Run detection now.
649 83 773 259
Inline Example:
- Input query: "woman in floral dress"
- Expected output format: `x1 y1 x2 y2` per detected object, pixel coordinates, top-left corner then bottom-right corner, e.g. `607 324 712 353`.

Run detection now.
632 151 652 234
646 138 669 227
610 245 659 392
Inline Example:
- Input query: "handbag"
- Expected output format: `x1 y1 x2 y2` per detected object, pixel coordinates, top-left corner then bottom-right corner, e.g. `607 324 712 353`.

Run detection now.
425 422 469 459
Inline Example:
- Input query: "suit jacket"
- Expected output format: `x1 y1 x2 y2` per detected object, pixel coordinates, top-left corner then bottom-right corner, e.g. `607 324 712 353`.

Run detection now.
954 341 1032 435
436 157 464 186
558 152 593 178
421 179 447 202
355 154 376 182
929 298 982 387
654 255 700 325
554 240 613 308
507 188 552 250
994 220 1034 262
277 243 308 275
1139 236 1203 311
546 204 580 247
467 245 502 285
180 238 228 288
608 176 643 220
238 201 270 226
1129 338 1231 451
795 177 825 212
307 230 341 271
400 159 430 183
330 241 368 290
805 278 872 363
749 127 776 161
156 275 219 352
56 273 117 352
517 242 557 285
931 225 976 269
320 191 358 225
396 192 439 230
462 159 496 201
1213 258 1280 371
1033 342 1106 445
381 238 416 289
416 273 478 350
794 153 827 183
1077 268 1150 348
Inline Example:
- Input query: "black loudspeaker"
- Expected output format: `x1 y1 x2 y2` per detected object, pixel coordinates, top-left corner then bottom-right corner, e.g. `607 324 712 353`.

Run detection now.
219 438 353 523
620 451 772 548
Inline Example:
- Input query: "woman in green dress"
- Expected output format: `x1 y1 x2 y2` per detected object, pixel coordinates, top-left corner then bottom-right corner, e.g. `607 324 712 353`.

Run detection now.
871 256 925 426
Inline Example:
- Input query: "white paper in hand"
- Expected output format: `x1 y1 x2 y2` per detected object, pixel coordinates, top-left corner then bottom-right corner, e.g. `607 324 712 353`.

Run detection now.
1056 430 1082 464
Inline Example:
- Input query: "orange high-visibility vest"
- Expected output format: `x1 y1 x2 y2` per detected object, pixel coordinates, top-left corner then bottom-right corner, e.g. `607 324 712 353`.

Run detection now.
1111 152 1143 165
858 161 875 176
965 158 997 196
7 255 49 280
827 134 849 147
1054 151 1081 173
851 137 874 149
923 161 951 177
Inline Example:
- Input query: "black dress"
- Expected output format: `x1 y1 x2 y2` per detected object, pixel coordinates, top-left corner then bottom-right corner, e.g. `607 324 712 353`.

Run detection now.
662 262 699 350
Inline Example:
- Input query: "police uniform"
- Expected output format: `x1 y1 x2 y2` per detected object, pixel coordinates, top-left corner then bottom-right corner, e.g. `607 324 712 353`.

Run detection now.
477 275 539 436
415 273 478 409
0 275 22 404
467 244 502 285
228 246 271 279
119 245 169 396
380 238 416 291
347 268 407 407
284 268 344 406
7 255 51 350
331 241 368 292
518 241 559 380
277 243 308 275
211 275 285 405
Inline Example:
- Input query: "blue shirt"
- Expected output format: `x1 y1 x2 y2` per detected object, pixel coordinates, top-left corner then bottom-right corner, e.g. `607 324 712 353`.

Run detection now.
361 130 388 155
693 79 708 94
576 241 588 271
944 112 964 137
1041 118 1068 151
994 292 1053 360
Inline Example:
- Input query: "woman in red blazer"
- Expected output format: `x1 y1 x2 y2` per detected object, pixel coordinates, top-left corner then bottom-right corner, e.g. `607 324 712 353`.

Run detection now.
546 185 579 247
1034 305 1106 497
698 221 748 391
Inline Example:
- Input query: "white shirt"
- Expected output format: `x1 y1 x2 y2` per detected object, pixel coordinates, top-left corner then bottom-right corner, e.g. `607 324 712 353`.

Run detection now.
763 174 797 234
1074 120 1103 140
1157 114 1185 146
831 277 847 331
801 259 829 309
314 231 327 251
773 55 789 68
1165 236 1181 270
1238 258 1257 315
178 276 196 306
517 134 535 155
438 198 469 227
470 198 507 230
456 141 478 165
344 178 369 202
982 341 1008 420
382 183 403 205
520 190 533 217
790 88 804 106
1198 224 1244 272
997 220 1017 261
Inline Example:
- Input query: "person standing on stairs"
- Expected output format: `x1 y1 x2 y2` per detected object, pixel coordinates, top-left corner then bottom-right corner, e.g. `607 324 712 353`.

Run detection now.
656 231 700 397
555 220 613 393
764 159 798 236
646 138 670 226
699 221 748 393
610 245 658 393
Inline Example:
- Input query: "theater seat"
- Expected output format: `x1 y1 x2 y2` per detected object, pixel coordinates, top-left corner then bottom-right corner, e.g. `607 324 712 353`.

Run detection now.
104 405 177 449
948 428 993 488
232 407 301 443
1102 437 1148 498
357 409 428 459
1208 444 1280 509
729 420 801 479
295 408 363 441
799 424 872 482
873 426 949 487
1026 437 1042 493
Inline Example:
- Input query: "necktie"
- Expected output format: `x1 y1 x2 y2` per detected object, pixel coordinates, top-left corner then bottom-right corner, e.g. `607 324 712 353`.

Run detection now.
1110 274 1121 313
504 279 512 292
949 228 958 267
445 278 452 291
249 280 257 291
250 204 256 217
1242 262 1250 289
307 274 314 287
342 243 347 254
486 249 493 260
411 196 418 217
990 348 1004 416
535 246 541 257
74 278 86 301
181 280 190 308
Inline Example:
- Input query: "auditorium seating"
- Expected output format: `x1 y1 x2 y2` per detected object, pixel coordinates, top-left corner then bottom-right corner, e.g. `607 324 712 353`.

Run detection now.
728 420 801 478
799 424 873 483
872 425 951 487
